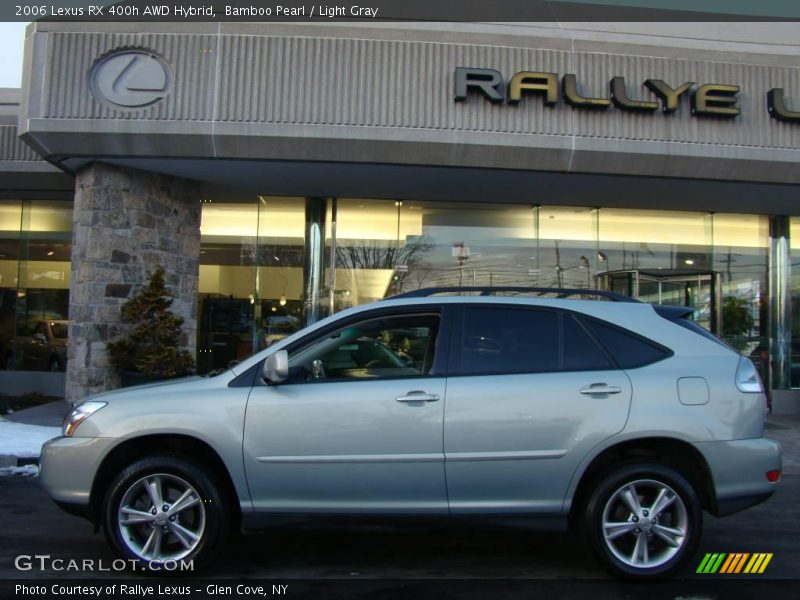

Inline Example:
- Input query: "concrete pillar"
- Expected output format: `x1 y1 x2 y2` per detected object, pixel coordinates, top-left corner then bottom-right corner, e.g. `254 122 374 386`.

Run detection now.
66 163 201 403
768 215 791 394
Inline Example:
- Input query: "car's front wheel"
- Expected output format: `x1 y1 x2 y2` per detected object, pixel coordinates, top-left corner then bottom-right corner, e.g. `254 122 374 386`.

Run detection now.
102 455 228 570
583 463 702 579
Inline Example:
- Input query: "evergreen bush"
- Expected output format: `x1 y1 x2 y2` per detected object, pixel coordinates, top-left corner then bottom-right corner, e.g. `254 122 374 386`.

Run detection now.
108 266 195 378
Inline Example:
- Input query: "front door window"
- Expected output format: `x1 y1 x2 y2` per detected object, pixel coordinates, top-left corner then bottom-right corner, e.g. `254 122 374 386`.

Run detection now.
289 314 439 382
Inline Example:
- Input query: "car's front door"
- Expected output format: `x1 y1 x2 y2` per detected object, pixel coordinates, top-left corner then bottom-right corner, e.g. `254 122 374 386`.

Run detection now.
443 305 633 516
243 308 450 514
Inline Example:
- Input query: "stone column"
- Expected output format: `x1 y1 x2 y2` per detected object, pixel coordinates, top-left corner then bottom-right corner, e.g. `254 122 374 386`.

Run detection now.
66 163 201 403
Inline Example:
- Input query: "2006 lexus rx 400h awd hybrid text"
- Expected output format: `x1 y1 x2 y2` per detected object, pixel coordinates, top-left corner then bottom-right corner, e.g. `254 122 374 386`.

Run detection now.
40 287 782 579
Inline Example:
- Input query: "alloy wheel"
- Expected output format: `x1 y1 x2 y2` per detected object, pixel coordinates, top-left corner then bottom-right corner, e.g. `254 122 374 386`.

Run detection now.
117 473 206 562
601 478 688 569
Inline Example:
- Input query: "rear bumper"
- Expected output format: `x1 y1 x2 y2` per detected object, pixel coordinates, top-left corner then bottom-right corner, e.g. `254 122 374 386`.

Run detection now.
692 438 782 517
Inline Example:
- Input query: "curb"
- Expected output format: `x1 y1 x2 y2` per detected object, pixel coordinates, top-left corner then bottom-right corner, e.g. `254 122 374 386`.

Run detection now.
0 455 39 468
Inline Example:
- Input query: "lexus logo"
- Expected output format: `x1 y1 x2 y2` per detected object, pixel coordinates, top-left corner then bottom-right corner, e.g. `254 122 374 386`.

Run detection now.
89 49 172 110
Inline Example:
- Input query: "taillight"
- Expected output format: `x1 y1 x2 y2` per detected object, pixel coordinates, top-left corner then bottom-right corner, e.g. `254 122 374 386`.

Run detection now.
766 469 781 483
735 357 764 393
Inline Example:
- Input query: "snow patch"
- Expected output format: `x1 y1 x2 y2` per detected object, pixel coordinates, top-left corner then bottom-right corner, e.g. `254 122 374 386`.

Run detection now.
0 418 60 457
0 464 39 476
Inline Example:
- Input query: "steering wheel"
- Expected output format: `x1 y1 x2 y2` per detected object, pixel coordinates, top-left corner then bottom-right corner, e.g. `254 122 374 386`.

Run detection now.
364 359 390 368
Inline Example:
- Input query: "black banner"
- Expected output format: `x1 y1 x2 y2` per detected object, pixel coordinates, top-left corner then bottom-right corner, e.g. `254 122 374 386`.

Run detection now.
2 579 800 600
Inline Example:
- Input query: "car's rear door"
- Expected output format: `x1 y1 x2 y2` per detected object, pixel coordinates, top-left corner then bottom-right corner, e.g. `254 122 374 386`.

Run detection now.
243 306 453 514
443 304 633 515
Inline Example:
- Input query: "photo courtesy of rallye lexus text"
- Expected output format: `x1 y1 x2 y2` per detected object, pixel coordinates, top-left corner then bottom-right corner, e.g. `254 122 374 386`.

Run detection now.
40 287 782 579
14 584 194 597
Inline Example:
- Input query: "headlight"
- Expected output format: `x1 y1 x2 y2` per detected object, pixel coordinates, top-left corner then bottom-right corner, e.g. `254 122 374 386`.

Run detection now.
62 401 107 437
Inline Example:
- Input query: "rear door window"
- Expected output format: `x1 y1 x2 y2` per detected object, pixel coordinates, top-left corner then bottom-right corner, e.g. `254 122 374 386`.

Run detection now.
459 307 559 375
563 314 614 371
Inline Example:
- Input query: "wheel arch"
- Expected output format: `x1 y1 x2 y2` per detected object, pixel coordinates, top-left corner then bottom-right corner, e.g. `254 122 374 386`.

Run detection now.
89 434 242 530
567 437 717 526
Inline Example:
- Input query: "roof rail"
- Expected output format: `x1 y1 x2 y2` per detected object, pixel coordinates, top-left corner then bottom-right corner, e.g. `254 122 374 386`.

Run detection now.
386 286 639 303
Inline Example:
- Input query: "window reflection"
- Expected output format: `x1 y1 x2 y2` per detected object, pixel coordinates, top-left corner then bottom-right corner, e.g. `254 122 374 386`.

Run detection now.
0 200 71 372
155 197 777 379
789 218 800 388
197 198 306 374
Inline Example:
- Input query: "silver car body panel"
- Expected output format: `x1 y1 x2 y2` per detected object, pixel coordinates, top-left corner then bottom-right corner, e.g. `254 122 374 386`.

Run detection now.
444 369 632 514
40 437 116 505
45 375 253 513
693 438 781 506
243 377 448 513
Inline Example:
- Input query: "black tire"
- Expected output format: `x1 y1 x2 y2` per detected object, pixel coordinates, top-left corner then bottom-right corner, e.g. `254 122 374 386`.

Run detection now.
102 455 229 572
583 463 702 579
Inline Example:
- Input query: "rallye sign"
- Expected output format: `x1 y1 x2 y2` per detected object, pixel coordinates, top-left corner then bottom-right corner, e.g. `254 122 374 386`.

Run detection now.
454 67 800 122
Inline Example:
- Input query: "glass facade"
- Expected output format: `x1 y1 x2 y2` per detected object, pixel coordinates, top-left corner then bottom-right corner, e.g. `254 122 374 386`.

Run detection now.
0 200 72 371
0 195 781 385
192 197 771 374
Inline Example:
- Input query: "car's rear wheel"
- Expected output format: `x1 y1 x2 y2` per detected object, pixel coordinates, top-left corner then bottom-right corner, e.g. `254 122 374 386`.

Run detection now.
102 455 228 571
583 463 701 579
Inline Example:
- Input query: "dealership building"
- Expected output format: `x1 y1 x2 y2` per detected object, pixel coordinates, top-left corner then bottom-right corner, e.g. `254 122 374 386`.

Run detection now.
1 20 800 410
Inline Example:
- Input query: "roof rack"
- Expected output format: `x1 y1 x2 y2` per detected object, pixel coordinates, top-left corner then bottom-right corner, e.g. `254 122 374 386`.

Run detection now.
387 286 639 303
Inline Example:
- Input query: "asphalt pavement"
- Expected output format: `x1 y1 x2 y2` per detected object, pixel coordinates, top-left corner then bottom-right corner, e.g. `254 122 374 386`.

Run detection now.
3 400 68 427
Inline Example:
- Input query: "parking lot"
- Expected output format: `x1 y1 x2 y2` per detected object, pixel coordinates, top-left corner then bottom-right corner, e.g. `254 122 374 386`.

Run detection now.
8 474 800 577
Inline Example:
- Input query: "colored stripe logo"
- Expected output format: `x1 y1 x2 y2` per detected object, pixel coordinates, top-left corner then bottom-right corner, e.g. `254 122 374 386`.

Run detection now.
696 553 773 574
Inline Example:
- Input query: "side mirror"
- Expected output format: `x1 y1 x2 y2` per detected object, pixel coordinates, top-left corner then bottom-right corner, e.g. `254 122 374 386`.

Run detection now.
263 350 289 384
34 333 47 343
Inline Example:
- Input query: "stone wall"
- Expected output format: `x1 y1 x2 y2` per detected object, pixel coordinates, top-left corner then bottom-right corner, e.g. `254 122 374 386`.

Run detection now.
66 163 201 402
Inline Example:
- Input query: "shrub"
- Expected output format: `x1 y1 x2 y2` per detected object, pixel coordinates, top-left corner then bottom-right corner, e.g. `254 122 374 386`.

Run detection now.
107 266 195 378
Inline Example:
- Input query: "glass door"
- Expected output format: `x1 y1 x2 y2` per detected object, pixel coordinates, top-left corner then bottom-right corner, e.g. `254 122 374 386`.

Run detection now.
597 269 722 334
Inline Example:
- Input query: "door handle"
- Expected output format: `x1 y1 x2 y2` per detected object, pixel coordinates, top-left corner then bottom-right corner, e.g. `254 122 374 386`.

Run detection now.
396 391 440 403
580 384 622 395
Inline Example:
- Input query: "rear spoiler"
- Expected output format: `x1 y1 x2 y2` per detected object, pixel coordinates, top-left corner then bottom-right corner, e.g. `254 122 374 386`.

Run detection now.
652 305 694 320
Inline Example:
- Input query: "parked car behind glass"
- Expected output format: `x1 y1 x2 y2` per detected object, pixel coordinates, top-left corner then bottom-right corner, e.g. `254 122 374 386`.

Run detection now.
4 319 67 371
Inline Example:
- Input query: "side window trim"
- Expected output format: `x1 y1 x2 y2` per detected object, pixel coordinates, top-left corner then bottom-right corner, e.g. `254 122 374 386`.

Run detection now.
446 304 464 376
558 311 565 371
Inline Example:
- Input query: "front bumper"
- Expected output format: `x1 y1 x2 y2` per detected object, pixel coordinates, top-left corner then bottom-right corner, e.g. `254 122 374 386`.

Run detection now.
39 436 115 518
693 437 782 517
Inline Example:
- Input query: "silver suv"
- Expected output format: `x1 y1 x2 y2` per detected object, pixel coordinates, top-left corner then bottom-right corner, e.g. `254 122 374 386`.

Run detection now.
40 287 782 579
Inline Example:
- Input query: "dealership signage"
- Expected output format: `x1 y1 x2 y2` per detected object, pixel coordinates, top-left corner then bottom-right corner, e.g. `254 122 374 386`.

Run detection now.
454 67 800 122
90 49 172 109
